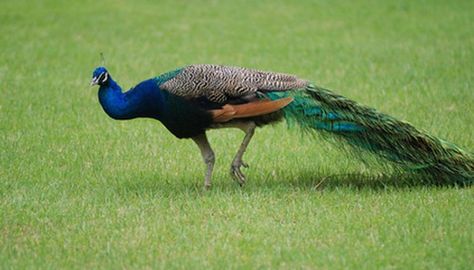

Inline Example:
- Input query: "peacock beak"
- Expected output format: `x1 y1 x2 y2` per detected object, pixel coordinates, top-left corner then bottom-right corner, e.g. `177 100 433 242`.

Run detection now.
90 76 99 86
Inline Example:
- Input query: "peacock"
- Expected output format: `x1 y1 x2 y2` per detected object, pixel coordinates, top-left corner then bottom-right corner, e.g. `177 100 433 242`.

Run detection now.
90 64 473 188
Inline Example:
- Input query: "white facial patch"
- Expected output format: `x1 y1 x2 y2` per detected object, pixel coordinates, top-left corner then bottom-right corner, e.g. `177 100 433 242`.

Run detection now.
101 72 108 83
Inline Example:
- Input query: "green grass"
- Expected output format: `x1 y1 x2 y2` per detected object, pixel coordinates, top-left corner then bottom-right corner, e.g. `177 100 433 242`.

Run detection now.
1 0 473 268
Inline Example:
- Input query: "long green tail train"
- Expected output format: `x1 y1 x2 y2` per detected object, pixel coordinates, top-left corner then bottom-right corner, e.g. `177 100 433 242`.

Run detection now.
267 84 474 185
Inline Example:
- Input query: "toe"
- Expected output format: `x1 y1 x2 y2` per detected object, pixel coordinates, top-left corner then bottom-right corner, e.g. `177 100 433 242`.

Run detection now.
230 166 246 186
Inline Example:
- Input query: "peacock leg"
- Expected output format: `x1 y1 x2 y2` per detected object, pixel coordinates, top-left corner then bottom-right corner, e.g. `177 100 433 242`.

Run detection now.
230 122 256 186
192 133 215 189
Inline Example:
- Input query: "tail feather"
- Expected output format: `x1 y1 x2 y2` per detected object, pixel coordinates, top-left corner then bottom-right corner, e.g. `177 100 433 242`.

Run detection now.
267 84 473 185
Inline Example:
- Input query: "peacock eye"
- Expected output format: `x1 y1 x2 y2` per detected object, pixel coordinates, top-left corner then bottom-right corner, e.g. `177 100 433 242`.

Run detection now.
98 72 108 83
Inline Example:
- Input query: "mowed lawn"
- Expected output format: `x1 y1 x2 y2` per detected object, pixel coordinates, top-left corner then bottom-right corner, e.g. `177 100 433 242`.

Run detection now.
1 0 473 268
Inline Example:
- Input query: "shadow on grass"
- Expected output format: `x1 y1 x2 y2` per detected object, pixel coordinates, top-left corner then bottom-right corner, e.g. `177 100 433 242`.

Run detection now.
266 170 468 191
108 169 469 198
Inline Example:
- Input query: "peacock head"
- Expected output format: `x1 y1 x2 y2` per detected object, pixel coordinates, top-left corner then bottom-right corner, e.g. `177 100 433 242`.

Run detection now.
90 66 110 86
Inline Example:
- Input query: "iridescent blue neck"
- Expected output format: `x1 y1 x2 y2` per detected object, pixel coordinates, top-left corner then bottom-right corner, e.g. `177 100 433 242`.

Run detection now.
98 77 164 120
98 79 133 120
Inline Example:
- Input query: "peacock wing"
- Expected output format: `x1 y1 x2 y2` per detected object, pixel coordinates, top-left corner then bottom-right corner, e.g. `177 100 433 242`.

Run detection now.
209 97 294 122
160 64 308 103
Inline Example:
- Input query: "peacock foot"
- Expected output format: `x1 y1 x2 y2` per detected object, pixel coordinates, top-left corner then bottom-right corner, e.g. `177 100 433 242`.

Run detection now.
230 160 249 186
203 183 212 191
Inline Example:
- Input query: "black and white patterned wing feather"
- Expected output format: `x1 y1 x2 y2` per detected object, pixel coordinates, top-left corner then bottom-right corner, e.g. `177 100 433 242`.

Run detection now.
161 64 308 103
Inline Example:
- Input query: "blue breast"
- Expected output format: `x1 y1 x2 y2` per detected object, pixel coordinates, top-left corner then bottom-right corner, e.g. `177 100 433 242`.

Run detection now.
98 71 213 139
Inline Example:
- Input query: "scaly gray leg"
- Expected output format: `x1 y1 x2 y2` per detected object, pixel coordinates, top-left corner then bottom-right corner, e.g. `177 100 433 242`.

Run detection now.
230 122 256 186
192 133 215 189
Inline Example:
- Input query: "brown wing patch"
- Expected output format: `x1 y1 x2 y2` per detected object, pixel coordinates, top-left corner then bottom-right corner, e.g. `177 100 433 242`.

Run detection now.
210 97 293 123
